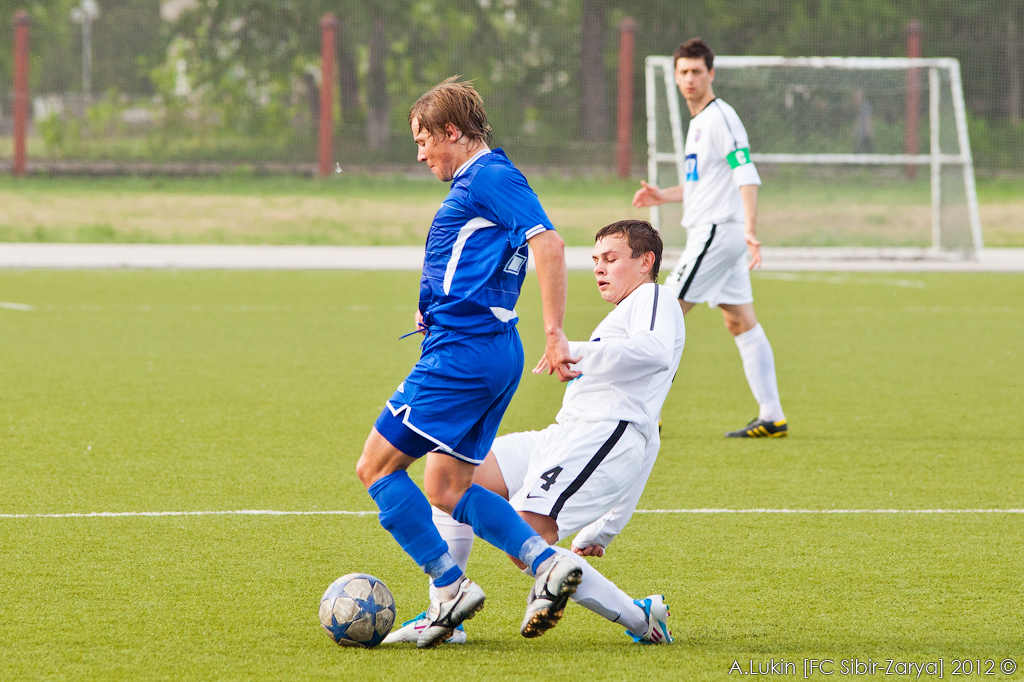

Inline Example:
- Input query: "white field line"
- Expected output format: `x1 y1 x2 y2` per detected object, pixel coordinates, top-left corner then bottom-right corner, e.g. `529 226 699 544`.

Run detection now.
2 508 1024 519
0 510 379 519
0 301 33 310
638 508 1024 514
755 272 926 288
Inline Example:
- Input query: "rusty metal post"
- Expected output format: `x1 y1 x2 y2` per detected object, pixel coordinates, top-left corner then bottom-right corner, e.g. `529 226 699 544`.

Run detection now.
905 20 922 179
319 13 337 177
616 17 637 179
13 10 30 177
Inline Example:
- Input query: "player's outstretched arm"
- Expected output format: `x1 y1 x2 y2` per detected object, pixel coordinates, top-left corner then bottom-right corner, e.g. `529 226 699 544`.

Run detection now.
632 180 683 208
567 285 676 382
740 184 761 269
528 229 580 382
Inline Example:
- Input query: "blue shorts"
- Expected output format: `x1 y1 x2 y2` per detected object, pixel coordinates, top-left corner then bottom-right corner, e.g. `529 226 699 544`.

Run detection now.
374 327 524 464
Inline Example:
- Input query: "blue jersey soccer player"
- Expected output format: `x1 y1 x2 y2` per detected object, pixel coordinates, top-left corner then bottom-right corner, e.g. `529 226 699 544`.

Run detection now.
355 77 583 648
384 221 683 647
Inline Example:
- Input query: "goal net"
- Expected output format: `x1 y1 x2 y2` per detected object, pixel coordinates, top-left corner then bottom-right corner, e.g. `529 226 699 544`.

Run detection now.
646 56 984 258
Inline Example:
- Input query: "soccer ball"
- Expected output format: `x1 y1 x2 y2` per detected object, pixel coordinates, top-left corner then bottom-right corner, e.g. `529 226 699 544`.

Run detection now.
319 573 396 648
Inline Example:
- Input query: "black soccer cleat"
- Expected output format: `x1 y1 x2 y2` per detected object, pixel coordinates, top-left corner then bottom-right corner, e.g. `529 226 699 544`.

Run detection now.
521 556 582 638
725 418 788 438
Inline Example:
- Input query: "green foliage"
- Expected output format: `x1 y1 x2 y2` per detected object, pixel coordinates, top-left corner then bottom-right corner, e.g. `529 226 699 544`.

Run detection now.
969 116 1024 171
84 88 125 135
35 111 68 153
7 0 1023 170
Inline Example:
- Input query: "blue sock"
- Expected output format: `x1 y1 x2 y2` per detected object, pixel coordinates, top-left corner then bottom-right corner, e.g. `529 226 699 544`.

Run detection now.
368 470 455 579
424 554 463 588
451 484 554 571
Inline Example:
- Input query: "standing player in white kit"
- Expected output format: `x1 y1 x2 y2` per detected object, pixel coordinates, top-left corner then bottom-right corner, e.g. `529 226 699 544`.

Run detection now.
632 38 788 438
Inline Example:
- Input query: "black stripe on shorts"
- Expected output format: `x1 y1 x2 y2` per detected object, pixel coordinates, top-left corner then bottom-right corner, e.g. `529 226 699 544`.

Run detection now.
678 224 717 300
549 420 630 521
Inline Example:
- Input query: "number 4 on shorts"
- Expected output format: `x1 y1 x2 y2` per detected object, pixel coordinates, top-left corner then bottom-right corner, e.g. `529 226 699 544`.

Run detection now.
539 466 563 491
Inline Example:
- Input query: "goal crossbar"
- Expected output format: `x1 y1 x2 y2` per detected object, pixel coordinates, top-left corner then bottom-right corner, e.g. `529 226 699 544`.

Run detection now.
645 55 984 257
666 56 961 70
650 153 967 165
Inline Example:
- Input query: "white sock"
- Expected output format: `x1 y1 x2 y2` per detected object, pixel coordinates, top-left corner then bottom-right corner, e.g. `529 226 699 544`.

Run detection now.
429 505 475 602
551 546 648 634
734 323 785 422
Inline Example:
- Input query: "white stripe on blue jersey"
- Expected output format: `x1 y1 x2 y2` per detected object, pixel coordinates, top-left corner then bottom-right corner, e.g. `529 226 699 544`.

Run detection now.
420 148 554 334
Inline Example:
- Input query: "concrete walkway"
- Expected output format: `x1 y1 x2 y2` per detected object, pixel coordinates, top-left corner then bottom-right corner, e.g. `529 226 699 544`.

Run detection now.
1 243 1023 272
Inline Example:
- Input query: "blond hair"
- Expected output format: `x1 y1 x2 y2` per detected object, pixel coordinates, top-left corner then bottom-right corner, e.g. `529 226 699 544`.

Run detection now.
409 76 492 144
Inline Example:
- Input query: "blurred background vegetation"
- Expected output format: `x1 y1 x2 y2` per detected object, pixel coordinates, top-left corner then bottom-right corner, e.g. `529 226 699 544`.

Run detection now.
0 0 1022 171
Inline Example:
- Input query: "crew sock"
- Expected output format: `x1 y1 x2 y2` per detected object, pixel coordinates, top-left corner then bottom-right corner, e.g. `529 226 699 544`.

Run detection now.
734 323 785 422
431 505 475 572
368 470 459 583
550 545 648 633
429 506 476 601
451 484 554 572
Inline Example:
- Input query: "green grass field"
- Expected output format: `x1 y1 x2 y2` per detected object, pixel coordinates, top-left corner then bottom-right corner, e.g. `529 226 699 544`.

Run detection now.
1 172 1023 248
1 269 1023 681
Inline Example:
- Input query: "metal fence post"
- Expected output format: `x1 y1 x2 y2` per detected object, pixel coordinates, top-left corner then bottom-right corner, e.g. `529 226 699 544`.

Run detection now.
616 17 637 179
13 10 30 178
319 13 336 178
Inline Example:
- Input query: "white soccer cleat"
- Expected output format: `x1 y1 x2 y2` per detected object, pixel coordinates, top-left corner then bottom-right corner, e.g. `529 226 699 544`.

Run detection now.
626 594 673 644
520 554 583 638
381 611 467 645
416 578 485 649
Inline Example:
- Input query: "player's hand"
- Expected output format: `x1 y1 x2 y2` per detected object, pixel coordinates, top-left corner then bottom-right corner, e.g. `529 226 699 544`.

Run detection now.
532 354 579 377
532 351 583 381
533 330 581 382
632 180 664 208
572 543 605 557
745 231 762 270
413 309 427 334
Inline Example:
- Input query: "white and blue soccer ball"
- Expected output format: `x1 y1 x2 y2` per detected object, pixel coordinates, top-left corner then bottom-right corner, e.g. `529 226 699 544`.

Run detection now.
319 573 396 648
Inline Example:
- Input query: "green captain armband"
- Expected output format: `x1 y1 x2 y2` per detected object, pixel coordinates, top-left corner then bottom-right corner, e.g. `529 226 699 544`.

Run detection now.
727 147 752 169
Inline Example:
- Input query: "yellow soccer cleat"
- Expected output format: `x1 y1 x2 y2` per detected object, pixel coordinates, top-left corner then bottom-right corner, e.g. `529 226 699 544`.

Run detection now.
725 418 788 438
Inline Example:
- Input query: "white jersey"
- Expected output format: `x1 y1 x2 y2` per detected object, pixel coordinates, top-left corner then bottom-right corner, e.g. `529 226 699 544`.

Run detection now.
682 98 761 228
559 282 685 443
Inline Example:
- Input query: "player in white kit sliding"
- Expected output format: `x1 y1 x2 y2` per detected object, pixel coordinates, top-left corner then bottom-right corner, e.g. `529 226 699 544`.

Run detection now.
385 220 684 645
633 38 788 438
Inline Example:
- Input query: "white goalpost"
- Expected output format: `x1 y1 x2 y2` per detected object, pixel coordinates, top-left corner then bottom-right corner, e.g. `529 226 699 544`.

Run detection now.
646 55 984 259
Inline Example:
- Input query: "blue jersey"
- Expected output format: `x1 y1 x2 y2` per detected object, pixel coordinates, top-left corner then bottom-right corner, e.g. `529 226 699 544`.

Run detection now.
420 148 554 334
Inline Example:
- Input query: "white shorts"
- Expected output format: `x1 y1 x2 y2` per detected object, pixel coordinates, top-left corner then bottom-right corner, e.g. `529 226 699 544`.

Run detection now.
493 420 645 541
663 221 753 308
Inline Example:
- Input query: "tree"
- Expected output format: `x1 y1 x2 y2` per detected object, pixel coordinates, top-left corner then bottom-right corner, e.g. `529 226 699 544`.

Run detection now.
579 0 608 142
335 12 361 127
365 2 389 150
0 0 80 93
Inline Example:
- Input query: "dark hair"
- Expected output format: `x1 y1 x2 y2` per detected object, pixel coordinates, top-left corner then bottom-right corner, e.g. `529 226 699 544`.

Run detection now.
409 76 493 144
594 220 663 282
673 38 714 71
